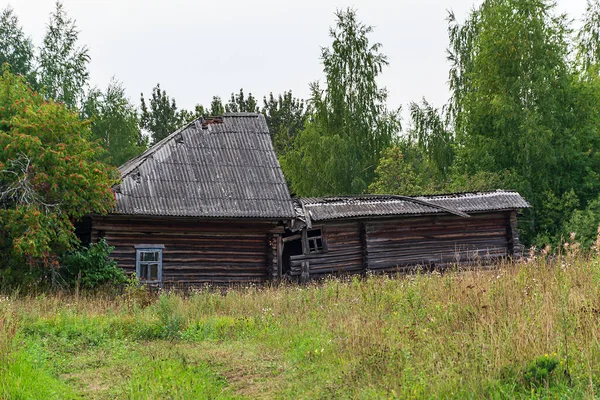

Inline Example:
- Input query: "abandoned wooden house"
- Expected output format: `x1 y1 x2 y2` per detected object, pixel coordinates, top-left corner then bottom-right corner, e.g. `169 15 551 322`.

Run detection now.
86 113 295 286
85 112 530 286
285 193 530 282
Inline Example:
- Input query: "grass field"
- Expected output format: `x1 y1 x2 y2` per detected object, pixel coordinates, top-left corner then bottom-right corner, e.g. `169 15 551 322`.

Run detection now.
2 251 600 399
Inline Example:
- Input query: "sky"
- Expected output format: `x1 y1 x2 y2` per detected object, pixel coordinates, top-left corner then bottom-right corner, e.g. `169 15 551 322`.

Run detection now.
8 0 590 120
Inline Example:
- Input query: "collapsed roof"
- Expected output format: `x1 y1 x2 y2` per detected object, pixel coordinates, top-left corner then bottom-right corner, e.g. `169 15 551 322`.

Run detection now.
294 191 530 228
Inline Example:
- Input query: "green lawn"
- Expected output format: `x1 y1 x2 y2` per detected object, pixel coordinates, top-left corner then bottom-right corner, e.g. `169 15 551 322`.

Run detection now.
2 253 600 398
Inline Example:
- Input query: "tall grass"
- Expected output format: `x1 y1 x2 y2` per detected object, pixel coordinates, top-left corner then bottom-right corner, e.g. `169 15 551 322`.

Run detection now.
2 251 600 398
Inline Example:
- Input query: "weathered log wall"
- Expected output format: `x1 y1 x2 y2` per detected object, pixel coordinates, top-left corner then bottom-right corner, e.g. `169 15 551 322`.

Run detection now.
365 212 512 272
289 211 521 280
91 216 281 286
289 221 362 278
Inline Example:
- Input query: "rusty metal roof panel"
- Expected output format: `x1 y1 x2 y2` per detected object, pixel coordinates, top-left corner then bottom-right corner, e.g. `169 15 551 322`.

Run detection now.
297 191 530 222
114 113 295 218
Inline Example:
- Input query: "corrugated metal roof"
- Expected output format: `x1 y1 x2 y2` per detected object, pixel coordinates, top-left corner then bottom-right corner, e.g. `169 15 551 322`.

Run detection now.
295 191 530 224
114 113 295 218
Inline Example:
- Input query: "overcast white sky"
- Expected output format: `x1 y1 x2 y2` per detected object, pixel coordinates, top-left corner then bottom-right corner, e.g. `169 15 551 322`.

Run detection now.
8 0 590 119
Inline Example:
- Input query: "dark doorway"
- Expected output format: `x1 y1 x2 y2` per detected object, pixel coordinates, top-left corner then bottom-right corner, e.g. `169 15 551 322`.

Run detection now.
282 231 303 276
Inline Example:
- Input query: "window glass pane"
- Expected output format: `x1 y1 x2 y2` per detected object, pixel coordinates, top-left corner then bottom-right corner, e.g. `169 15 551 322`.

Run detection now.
141 251 158 262
150 263 158 279
139 263 149 279
316 238 323 250
307 229 322 238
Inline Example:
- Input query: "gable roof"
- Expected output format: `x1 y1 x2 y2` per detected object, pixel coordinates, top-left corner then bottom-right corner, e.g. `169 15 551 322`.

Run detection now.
113 113 295 219
294 191 530 227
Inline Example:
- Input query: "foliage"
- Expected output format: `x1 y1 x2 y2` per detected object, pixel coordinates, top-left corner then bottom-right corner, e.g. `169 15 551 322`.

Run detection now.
0 69 117 269
140 83 181 144
523 354 560 388
176 97 227 125
367 146 423 196
446 0 600 244
262 91 308 159
59 239 126 289
577 0 600 73
83 79 148 166
225 88 259 113
38 1 90 109
3 255 600 397
562 195 600 249
176 104 209 125
0 6 36 83
283 8 401 196
409 99 454 177
209 96 225 116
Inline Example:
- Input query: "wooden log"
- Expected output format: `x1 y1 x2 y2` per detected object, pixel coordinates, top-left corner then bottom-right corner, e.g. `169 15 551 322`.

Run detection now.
300 261 310 283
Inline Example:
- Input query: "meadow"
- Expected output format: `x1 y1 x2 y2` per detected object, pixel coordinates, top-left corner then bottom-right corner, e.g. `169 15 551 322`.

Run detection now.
2 249 600 399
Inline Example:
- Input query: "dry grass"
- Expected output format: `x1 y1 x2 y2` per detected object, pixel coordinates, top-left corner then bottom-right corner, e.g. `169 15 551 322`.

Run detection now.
2 251 600 398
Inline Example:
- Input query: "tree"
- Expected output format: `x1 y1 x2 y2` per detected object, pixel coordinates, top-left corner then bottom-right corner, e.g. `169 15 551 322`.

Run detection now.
140 83 180 143
262 91 308 158
282 8 401 196
0 6 36 83
209 96 225 115
446 0 600 243
0 69 117 272
577 0 600 73
367 146 423 196
409 99 454 178
38 1 90 109
177 104 208 125
83 79 148 166
225 89 259 113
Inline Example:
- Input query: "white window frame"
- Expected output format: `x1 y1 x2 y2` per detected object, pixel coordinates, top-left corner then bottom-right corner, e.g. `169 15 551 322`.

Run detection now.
135 244 163 285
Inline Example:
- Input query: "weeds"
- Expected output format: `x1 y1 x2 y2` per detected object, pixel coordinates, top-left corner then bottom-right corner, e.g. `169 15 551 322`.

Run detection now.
2 254 600 398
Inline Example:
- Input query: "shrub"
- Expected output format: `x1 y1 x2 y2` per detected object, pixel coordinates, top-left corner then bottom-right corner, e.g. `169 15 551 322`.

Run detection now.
524 354 560 387
60 239 126 289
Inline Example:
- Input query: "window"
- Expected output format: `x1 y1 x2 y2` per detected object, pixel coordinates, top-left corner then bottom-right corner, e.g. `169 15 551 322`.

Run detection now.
135 246 163 284
306 228 325 254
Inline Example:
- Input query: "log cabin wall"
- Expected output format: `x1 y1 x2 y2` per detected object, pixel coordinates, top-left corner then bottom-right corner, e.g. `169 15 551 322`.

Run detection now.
289 221 362 279
91 216 281 286
365 211 514 273
288 210 521 280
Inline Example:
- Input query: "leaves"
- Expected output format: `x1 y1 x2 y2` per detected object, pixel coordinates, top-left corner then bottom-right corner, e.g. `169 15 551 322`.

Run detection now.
38 1 90 109
83 79 148 166
139 83 180 144
445 0 600 244
262 91 308 159
0 70 117 264
0 6 35 82
283 8 401 196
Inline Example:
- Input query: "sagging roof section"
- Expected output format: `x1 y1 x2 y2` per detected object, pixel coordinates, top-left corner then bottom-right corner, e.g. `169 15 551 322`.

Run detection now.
114 113 295 218
294 191 530 228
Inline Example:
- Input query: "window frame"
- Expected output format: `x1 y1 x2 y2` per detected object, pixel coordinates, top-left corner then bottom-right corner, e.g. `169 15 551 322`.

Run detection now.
303 227 327 255
135 244 164 285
